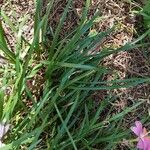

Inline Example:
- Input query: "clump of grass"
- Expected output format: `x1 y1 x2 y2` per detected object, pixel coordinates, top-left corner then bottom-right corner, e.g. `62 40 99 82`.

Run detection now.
142 0 150 28
0 0 150 149
136 0 150 33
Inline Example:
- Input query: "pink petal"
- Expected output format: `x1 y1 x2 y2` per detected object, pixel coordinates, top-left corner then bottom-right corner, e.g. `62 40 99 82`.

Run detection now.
0 124 5 139
143 137 150 150
131 121 143 137
0 123 10 139
137 139 144 149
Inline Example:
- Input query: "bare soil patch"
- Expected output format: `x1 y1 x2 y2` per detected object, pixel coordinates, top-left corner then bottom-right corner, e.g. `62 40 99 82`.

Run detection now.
0 0 34 49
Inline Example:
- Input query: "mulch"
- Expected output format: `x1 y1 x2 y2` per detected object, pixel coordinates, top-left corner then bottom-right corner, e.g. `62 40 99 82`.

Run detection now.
0 0 34 50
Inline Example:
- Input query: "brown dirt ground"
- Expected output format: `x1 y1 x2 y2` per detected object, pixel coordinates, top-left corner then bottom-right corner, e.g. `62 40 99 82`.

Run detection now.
0 0 34 49
1 0 150 149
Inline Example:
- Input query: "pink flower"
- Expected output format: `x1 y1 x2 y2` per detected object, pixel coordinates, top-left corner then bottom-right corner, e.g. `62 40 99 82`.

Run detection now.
0 123 10 147
131 121 150 150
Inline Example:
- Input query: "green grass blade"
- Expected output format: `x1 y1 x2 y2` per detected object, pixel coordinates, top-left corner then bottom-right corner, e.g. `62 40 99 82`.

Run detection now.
54 103 77 150
49 0 73 58
0 22 15 62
